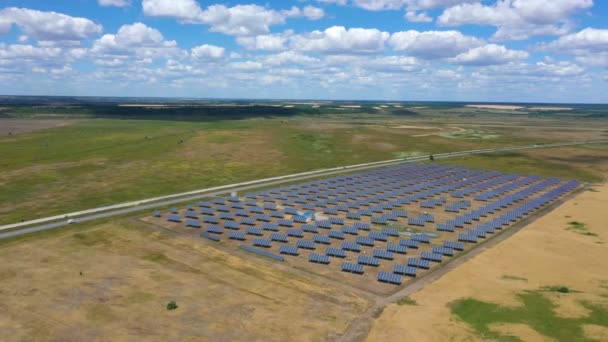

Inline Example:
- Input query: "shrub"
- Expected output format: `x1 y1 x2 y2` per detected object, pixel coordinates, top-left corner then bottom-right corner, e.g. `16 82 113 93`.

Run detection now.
166 300 178 310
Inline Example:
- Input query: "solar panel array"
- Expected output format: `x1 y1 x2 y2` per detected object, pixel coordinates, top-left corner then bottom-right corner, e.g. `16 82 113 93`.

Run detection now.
154 162 580 288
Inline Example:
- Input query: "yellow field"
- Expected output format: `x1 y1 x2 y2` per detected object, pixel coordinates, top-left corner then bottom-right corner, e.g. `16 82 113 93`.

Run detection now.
367 183 608 341
0 221 371 341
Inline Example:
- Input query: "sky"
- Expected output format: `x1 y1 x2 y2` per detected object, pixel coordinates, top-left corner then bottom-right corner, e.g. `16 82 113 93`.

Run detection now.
0 0 607 103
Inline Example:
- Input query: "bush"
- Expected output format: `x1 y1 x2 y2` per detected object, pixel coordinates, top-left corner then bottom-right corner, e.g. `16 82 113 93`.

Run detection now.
166 300 178 310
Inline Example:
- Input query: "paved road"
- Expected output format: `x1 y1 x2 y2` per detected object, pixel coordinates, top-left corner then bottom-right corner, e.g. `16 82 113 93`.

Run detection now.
1 139 605 239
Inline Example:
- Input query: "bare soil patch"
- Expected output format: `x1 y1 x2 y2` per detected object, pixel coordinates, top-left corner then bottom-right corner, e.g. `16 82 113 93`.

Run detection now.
466 104 525 110
0 119 73 135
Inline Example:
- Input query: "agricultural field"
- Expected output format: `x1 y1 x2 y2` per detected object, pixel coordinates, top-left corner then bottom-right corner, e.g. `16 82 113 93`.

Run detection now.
1 102 608 341
1 103 607 226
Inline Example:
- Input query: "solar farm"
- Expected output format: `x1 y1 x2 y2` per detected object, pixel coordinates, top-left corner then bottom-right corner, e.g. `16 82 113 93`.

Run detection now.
142 162 581 294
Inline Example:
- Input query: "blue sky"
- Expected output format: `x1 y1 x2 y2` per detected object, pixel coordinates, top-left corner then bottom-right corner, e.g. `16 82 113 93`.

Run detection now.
0 0 607 102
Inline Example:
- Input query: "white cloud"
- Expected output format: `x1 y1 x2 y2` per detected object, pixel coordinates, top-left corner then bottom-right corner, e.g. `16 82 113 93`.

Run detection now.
191 44 225 60
540 28 608 67
438 0 593 41
91 23 181 60
405 11 432 23
0 43 62 59
0 7 102 43
302 6 325 20
98 0 131 7
450 44 529 66
291 26 390 54
236 32 292 51
263 51 320 66
229 61 264 71
389 30 483 59
143 0 323 36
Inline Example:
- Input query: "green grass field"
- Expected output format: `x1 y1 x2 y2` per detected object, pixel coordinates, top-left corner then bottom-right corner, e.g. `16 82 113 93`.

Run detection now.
0 107 606 225
451 288 608 341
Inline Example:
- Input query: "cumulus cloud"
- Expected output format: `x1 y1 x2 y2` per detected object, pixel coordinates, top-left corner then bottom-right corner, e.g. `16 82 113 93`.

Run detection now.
540 28 608 67
262 51 320 66
98 0 131 7
389 30 483 59
143 0 323 36
450 44 529 66
236 32 292 51
291 26 390 54
91 22 181 61
191 44 225 61
438 0 593 41
0 7 102 43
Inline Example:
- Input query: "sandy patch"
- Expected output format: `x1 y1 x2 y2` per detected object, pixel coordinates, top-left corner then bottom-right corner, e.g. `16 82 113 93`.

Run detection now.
392 125 438 130
340 105 362 108
583 324 608 340
490 323 555 342
367 183 608 342
466 104 525 110
0 119 74 135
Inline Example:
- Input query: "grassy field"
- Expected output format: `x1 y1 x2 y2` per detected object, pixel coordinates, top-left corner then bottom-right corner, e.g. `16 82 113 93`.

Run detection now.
1 106 606 225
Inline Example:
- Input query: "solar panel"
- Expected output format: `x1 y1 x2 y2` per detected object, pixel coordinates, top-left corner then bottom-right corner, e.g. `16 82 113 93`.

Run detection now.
373 249 394 260
185 219 201 228
341 262 364 274
377 271 401 285
341 226 359 235
387 243 407 254
328 230 345 240
270 233 288 242
421 251 443 262
279 245 299 256
286 229 304 238
309 253 330 264
357 255 380 267
302 224 318 233
167 214 181 222
200 231 221 242
153 210 161 217
393 264 417 277
262 223 279 231
296 240 316 250
206 225 223 234
341 242 361 252
313 234 331 245
325 247 346 258
246 227 263 236
355 236 375 247
228 231 246 240
407 258 430 269
253 238 272 248
203 216 218 224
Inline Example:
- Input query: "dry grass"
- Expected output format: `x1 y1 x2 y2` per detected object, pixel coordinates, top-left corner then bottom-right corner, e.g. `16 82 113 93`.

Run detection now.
366 183 608 341
0 221 370 341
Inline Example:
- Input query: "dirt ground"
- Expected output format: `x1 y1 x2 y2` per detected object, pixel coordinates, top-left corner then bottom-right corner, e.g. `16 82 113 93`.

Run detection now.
0 119 73 135
0 221 371 341
366 183 608 341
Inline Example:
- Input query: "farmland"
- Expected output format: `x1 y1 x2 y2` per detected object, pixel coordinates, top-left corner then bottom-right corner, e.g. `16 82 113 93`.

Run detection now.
1 101 607 341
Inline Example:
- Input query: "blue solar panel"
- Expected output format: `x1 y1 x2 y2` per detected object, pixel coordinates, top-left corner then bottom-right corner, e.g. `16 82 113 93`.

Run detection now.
296 240 316 250
328 230 345 240
270 233 288 242
432 246 454 256
411 234 430 243
153 210 161 217
185 219 201 228
262 222 279 231
286 229 304 238
421 251 443 262
203 216 218 224
341 241 361 252
246 227 263 236
206 225 223 234
357 255 380 266
341 226 359 235
313 234 331 245
302 224 318 233
393 264 417 277
279 245 299 256
325 247 346 258
253 238 272 248
341 262 364 274
184 211 198 219
167 214 181 222
356 236 375 246
240 218 256 226
309 253 330 264
377 271 401 285
387 243 407 254
353 222 371 231
228 231 246 240
407 258 430 269
200 231 221 242
373 249 394 260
